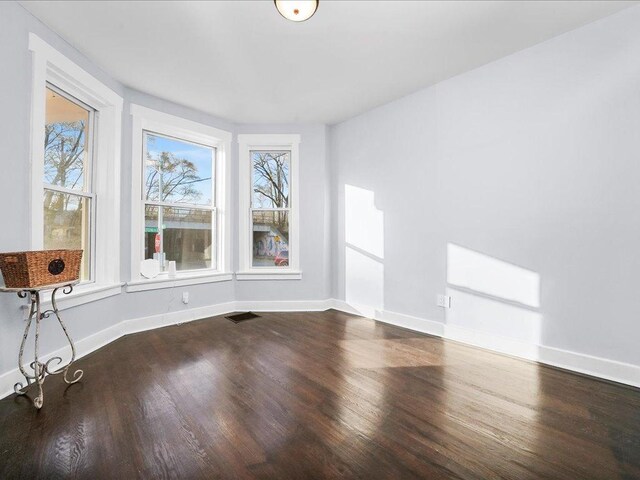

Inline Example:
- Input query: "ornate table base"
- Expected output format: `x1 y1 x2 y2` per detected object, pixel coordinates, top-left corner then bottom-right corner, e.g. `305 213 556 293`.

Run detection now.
11 283 83 409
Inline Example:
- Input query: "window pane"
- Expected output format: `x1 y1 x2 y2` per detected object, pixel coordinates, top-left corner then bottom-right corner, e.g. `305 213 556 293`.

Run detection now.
144 132 214 206
145 205 213 271
144 205 160 262
43 190 91 281
252 210 289 267
44 87 91 190
251 151 290 208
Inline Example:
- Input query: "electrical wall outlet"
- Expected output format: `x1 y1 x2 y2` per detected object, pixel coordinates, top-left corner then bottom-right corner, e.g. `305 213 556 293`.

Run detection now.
182 292 189 304
437 294 451 308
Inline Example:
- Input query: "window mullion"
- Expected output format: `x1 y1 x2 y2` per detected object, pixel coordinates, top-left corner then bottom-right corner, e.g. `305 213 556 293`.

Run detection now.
146 200 214 210
158 205 164 268
89 193 97 283
250 208 290 212
44 184 95 199
86 108 96 193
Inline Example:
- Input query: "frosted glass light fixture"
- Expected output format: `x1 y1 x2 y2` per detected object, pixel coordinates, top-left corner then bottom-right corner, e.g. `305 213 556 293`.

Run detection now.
274 0 319 22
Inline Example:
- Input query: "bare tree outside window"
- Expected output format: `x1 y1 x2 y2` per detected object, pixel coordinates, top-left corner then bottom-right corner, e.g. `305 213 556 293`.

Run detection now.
43 86 93 280
44 120 86 189
251 151 291 267
143 132 215 271
252 152 289 208
145 134 211 205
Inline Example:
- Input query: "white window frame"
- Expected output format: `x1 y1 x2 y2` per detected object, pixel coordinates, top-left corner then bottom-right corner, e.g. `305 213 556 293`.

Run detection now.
237 134 301 280
28 34 122 308
127 105 232 292
43 83 97 281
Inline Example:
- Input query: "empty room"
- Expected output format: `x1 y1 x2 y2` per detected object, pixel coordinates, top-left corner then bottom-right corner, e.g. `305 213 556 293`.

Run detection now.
0 1 639 478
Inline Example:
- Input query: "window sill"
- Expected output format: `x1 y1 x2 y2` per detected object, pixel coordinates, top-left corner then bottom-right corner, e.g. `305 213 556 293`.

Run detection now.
125 271 233 292
235 270 303 281
20 282 123 312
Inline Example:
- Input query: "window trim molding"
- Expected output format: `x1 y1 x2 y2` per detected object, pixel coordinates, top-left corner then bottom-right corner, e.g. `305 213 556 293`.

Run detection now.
28 33 122 296
129 104 232 287
22 283 124 313
237 134 301 280
125 272 233 293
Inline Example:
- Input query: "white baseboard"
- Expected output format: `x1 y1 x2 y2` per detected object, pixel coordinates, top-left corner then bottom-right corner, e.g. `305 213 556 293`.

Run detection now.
236 299 333 312
536 344 640 389
2 298 638 399
443 322 541 360
123 302 237 334
329 299 640 389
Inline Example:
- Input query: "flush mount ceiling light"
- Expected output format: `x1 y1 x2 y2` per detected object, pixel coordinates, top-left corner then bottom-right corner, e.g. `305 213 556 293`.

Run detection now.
274 0 319 22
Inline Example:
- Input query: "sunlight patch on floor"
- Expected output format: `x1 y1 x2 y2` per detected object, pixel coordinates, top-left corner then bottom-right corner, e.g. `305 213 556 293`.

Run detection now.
339 338 446 369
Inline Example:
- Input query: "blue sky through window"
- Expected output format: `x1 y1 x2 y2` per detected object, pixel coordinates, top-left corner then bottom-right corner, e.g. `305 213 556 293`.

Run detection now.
145 133 214 205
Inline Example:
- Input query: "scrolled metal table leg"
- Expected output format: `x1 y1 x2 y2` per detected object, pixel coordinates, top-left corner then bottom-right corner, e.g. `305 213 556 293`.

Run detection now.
13 291 36 396
33 291 44 409
49 286 83 384
12 283 83 409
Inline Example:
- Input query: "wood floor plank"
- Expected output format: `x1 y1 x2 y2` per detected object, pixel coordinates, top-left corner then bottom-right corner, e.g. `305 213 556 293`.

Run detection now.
0 310 638 479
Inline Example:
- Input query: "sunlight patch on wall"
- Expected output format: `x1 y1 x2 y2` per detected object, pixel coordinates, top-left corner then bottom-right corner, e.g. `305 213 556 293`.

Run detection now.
344 185 384 318
446 287 542 346
345 185 384 258
346 247 384 318
447 243 540 308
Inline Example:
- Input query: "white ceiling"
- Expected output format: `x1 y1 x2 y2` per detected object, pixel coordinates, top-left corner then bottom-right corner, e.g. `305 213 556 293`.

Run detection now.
20 1 635 125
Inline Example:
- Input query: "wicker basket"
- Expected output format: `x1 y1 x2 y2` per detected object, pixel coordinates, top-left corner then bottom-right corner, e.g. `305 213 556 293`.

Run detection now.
0 250 83 288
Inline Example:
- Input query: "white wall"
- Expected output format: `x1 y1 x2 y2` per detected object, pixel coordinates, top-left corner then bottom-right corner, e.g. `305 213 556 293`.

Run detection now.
330 6 640 374
2 0 639 391
234 123 332 302
0 2 332 387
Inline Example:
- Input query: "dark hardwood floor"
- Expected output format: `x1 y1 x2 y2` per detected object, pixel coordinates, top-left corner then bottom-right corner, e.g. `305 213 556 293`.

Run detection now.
0 310 638 479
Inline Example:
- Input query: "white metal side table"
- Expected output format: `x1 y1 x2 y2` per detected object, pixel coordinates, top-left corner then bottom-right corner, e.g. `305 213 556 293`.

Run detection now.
1 281 83 409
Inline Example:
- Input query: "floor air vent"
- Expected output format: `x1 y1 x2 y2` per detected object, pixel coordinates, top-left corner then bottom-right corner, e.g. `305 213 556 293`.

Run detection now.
225 312 261 323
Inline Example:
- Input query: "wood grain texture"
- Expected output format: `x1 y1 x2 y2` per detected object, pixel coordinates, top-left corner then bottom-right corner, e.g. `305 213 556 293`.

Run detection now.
0 310 638 479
